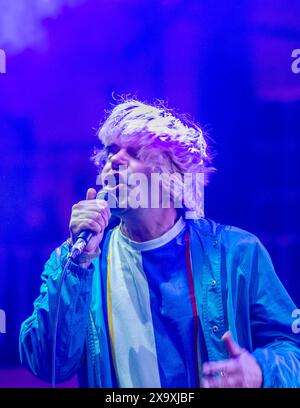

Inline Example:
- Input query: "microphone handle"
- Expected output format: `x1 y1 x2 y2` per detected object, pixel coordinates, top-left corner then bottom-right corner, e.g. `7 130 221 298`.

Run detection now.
69 230 94 260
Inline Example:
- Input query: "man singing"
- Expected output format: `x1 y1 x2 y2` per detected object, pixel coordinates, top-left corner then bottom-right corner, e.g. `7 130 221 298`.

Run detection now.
20 99 300 387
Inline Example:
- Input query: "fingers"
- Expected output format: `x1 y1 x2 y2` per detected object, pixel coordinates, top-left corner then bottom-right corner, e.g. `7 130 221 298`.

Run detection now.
201 334 261 388
222 331 243 358
202 373 242 388
70 210 108 233
202 359 238 377
86 188 97 200
72 199 111 222
76 219 103 235
100 206 111 226
202 359 243 388
70 188 111 242
75 210 106 224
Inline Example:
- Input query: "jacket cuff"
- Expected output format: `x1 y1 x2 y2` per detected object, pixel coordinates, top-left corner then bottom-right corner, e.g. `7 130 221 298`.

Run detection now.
60 240 96 280
68 259 95 279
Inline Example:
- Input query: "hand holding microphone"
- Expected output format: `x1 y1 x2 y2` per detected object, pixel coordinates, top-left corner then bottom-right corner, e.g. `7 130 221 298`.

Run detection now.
69 188 111 268
52 187 111 387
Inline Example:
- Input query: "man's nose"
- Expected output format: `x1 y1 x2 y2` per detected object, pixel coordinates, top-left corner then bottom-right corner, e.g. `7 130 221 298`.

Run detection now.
110 148 128 170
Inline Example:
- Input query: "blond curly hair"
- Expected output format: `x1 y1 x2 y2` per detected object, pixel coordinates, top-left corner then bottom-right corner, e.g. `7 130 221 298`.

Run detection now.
92 98 215 218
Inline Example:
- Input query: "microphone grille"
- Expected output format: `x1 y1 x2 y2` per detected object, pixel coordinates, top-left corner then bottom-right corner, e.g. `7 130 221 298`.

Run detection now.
97 189 109 201
96 189 117 208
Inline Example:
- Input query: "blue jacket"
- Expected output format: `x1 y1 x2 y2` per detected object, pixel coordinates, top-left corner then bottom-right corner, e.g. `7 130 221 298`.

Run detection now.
19 218 300 387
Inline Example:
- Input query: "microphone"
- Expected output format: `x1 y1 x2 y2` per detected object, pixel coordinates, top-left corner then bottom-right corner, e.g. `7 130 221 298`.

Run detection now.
69 189 112 260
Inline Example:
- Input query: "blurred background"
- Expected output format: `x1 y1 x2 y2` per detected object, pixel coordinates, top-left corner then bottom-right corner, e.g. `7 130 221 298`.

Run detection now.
0 0 300 387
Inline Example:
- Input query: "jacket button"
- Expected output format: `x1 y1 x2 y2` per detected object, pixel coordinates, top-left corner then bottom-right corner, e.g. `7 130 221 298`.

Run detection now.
212 325 219 333
211 280 216 287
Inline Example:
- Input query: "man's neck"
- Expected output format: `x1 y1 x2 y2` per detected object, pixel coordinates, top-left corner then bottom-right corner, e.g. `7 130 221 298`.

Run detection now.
120 207 178 242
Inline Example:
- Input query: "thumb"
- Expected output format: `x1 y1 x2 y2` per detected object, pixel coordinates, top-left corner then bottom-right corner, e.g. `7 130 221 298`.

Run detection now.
222 331 243 358
86 188 97 200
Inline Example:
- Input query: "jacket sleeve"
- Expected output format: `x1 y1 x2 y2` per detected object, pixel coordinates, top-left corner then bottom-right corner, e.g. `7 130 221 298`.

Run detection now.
19 241 95 383
245 238 300 388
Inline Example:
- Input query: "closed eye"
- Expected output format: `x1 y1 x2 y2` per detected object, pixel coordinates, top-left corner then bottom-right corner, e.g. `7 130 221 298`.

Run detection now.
126 146 139 158
104 144 139 160
104 143 120 158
